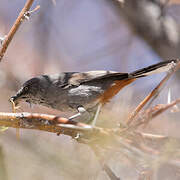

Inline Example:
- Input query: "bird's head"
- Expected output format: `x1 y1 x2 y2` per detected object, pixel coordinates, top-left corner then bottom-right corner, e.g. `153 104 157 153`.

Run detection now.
10 77 42 106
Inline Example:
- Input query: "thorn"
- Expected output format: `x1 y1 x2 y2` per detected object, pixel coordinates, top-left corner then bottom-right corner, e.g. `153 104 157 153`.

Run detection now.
0 35 7 46
23 5 40 21
167 88 179 112
24 12 30 21
168 88 171 104
29 5 40 14
0 37 4 45
74 133 81 139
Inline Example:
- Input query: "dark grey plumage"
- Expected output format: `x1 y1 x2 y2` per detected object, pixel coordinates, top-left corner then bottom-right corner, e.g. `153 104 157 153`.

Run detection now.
11 60 178 118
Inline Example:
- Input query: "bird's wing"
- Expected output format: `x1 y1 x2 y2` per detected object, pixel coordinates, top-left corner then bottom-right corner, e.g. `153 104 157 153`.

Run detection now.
68 71 129 86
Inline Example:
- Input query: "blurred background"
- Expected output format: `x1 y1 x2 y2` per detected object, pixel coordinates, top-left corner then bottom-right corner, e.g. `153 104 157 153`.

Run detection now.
0 0 180 179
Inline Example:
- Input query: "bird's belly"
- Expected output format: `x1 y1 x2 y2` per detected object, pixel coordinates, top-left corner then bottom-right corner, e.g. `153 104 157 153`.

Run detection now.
40 85 104 112
43 94 74 112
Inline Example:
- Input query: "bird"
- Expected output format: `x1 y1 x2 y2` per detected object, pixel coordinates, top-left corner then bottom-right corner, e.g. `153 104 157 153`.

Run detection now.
10 59 178 126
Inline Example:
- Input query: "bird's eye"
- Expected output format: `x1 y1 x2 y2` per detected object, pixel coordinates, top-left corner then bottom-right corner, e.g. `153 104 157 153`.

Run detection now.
24 86 29 91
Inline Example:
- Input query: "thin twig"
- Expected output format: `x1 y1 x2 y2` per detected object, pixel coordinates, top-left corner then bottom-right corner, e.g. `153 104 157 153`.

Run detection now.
151 98 180 119
0 0 35 61
127 61 180 126
103 164 120 180
126 98 180 132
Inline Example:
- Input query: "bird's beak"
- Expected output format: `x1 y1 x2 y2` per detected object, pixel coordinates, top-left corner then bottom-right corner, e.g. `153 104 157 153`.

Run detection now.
9 88 24 106
9 95 20 106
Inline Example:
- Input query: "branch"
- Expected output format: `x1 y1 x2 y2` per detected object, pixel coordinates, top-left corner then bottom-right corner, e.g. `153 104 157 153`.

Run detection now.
0 0 36 61
0 111 117 142
151 98 180 118
0 112 92 134
127 60 180 125
108 0 180 59
127 97 180 131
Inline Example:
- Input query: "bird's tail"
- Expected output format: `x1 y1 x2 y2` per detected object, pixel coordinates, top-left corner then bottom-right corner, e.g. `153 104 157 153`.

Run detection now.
130 59 179 78
99 59 179 104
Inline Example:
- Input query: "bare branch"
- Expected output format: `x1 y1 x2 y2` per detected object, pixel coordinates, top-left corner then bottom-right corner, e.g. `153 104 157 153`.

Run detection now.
151 98 180 118
0 0 36 61
127 60 180 125
0 112 93 134
126 98 180 131
108 0 180 59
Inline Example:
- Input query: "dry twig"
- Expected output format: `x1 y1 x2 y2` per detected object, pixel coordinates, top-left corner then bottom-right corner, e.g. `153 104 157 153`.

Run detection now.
127 60 180 125
0 0 36 61
127 98 180 131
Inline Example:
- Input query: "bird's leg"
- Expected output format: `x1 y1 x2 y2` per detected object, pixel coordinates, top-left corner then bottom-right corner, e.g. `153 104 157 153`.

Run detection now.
57 104 102 136
68 104 102 126
68 106 86 120
58 106 92 134
90 103 102 127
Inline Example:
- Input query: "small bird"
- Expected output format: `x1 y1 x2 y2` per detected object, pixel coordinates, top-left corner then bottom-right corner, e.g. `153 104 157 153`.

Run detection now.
10 60 178 126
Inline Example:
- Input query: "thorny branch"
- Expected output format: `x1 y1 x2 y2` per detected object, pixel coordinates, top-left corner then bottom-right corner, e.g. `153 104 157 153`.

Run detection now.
124 98 180 132
127 60 180 125
0 0 38 61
